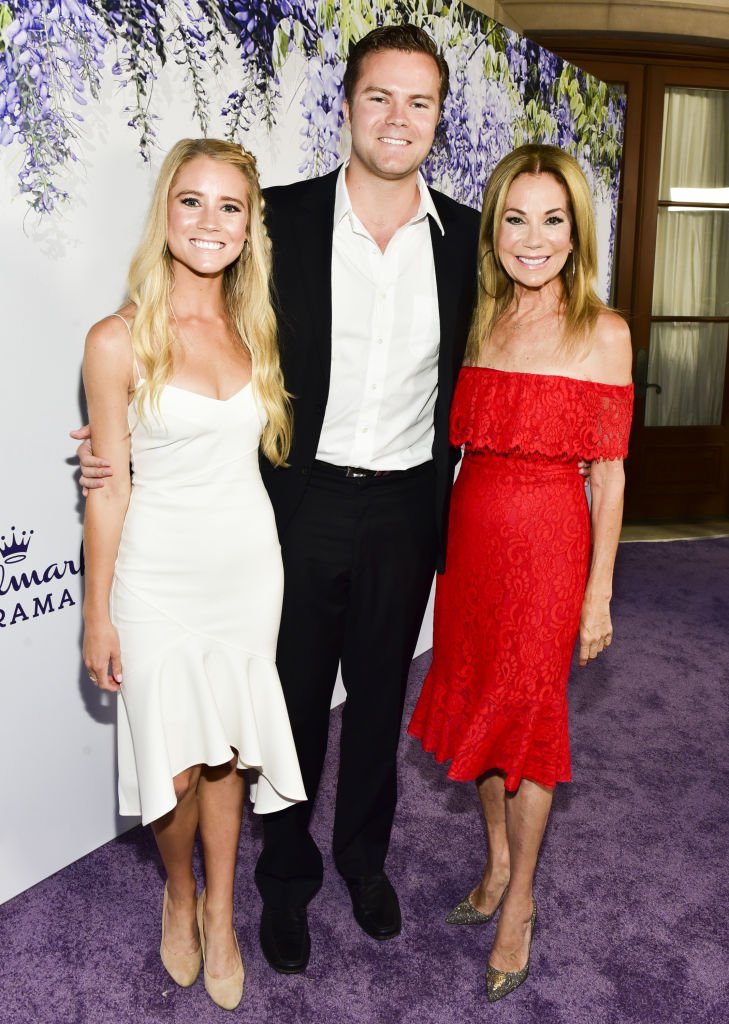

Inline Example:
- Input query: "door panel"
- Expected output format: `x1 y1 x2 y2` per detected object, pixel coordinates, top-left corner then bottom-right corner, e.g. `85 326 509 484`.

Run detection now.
644 322 728 427
543 49 729 519
627 68 729 518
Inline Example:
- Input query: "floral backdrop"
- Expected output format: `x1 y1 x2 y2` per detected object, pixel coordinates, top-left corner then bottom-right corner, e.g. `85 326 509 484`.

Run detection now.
0 2 625 901
0 0 624 273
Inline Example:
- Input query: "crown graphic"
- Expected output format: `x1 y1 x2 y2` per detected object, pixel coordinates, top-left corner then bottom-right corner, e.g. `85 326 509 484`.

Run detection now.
0 526 34 564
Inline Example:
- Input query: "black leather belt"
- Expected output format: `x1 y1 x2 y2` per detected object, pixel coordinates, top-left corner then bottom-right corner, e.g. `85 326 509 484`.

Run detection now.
313 460 428 479
345 467 390 478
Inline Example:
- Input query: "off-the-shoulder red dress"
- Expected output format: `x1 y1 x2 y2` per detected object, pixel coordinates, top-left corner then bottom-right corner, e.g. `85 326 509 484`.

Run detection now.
408 367 633 791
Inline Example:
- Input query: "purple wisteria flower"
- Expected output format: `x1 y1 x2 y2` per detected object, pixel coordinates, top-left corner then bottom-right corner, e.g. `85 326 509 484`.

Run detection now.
536 47 560 105
425 40 515 210
90 0 166 159
0 0 106 213
0 0 626 283
169 0 213 132
555 92 577 150
298 27 344 177
504 31 527 97
217 0 316 70
217 0 318 138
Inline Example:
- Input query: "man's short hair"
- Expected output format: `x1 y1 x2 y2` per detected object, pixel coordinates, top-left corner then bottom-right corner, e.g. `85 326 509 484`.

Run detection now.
343 24 450 109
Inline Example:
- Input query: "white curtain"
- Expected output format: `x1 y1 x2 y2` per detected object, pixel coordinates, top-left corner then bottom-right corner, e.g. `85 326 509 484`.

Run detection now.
647 323 727 426
646 87 729 426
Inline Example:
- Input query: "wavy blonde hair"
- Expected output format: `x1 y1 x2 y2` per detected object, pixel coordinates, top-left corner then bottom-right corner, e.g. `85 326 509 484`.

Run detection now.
466 144 605 365
127 137 291 466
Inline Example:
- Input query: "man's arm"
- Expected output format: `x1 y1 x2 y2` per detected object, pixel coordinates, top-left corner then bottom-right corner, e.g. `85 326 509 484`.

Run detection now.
72 425 112 493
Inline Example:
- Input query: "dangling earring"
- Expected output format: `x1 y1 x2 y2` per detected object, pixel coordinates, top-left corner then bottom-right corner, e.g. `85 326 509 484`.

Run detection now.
570 250 576 278
242 239 250 262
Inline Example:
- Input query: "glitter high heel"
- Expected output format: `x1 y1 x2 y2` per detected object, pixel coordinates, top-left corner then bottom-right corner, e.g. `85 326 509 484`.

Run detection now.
446 883 508 925
486 899 537 1002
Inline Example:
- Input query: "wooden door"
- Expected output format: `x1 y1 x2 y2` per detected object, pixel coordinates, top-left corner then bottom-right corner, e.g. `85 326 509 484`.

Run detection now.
627 66 729 518
537 43 729 520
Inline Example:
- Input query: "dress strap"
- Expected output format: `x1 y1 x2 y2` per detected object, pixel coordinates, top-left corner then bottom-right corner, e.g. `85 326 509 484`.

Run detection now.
110 312 143 385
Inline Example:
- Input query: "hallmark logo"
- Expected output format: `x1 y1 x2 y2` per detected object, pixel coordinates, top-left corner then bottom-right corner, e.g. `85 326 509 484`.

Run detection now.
0 527 34 564
0 525 83 629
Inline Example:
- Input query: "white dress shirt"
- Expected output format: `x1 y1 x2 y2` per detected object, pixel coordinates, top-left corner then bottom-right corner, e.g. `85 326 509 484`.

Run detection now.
315 165 443 470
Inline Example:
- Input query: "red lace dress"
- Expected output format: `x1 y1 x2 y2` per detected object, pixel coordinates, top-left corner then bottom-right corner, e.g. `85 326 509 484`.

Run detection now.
409 367 633 791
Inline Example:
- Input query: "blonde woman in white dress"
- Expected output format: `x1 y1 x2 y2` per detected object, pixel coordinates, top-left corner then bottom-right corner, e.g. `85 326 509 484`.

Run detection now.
81 139 305 1011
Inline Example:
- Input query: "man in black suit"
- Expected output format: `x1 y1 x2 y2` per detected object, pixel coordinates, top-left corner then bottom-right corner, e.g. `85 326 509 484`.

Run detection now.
255 25 479 972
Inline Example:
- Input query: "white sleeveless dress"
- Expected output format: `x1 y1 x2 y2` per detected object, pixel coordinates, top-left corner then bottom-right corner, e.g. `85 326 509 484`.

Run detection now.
111 353 305 825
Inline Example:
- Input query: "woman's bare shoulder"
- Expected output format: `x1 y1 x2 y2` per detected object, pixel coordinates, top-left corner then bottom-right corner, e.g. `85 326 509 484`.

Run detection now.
84 309 137 387
85 305 136 354
587 309 632 386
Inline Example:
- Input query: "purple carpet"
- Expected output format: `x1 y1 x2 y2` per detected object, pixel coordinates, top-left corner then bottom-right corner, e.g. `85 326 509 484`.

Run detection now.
2 537 728 1023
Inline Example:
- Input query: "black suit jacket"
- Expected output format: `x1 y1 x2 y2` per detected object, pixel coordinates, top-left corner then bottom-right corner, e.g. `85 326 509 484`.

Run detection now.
261 168 480 573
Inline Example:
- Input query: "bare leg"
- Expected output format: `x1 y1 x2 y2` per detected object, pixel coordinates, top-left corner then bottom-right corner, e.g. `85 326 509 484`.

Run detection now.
488 779 552 972
151 765 202 954
470 771 511 914
197 754 245 979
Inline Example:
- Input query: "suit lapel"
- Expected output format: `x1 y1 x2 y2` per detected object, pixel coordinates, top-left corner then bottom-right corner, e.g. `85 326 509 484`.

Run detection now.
293 170 338 380
429 200 463 393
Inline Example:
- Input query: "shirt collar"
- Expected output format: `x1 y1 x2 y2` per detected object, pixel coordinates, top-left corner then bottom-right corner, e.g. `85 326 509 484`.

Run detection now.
333 163 445 236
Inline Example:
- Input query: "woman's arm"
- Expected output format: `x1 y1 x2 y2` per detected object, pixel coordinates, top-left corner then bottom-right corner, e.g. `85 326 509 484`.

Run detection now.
82 317 134 691
578 310 632 667
579 458 625 667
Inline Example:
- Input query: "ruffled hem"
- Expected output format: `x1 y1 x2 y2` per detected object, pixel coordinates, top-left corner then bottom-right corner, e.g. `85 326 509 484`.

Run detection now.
408 666 571 792
450 367 633 462
117 639 306 825
407 722 570 792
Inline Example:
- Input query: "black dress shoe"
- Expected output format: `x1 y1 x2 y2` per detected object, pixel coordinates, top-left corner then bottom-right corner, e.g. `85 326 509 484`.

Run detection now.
259 905 310 973
347 872 401 940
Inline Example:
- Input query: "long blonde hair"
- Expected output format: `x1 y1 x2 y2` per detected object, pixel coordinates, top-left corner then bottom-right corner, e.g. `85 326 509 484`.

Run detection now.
127 138 291 466
466 144 605 365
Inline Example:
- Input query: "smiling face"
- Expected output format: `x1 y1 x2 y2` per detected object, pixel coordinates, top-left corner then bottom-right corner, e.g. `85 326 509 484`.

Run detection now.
343 49 441 182
497 172 573 293
166 155 249 277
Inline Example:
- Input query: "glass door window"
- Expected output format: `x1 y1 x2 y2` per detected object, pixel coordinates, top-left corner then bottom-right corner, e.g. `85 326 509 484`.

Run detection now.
645 86 729 426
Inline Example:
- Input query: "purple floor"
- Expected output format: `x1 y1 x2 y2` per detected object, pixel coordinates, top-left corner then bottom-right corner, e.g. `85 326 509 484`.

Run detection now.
2 538 728 1023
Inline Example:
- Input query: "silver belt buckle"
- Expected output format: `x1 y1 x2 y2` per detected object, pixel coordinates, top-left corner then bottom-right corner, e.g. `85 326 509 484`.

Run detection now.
345 466 368 478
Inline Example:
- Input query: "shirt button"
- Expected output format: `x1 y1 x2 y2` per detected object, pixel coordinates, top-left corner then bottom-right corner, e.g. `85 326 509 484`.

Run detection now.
362 427 368 433
377 338 383 345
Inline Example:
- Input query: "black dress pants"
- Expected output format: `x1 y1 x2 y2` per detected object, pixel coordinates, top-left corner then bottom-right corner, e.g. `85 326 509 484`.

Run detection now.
255 460 438 910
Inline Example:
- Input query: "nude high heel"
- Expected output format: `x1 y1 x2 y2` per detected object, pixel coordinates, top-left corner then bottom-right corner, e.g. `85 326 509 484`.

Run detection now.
196 889 245 1010
160 883 201 987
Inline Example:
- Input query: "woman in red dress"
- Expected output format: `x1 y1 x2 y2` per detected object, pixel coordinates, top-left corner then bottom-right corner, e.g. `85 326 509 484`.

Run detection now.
409 145 633 1001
